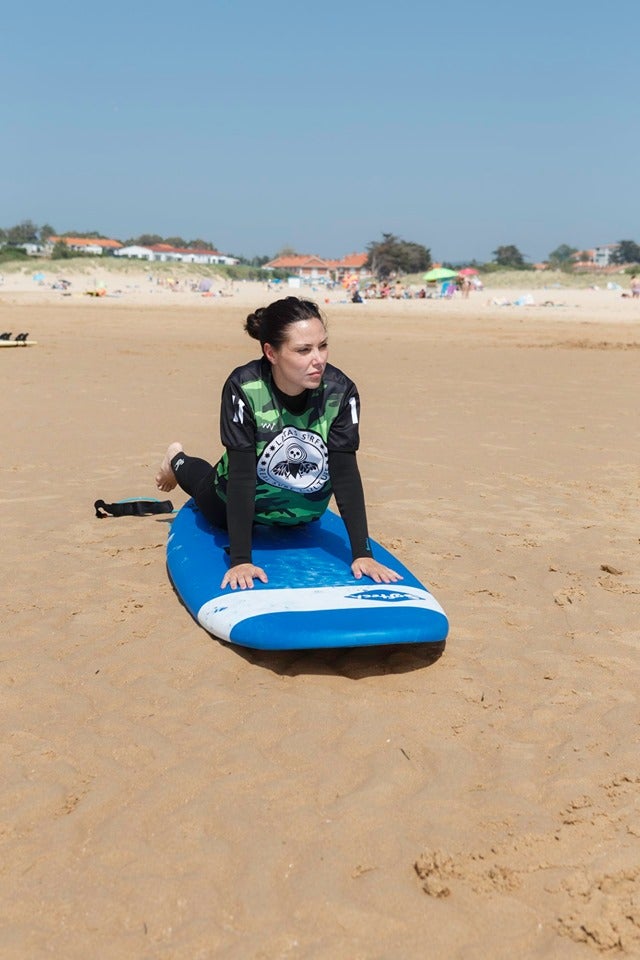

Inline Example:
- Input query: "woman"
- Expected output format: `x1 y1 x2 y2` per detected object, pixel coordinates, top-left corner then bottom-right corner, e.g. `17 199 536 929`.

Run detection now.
156 296 401 590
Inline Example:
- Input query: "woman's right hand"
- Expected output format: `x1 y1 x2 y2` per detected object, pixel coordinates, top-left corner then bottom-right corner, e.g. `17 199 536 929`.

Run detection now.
221 563 268 590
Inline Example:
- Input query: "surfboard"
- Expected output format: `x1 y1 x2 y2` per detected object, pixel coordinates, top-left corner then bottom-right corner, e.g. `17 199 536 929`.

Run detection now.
0 340 38 347
166 499 449 651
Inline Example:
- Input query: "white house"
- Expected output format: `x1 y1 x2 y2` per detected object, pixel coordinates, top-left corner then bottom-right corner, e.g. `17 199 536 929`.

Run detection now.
17 243 46 256
593 243 619 267
115 243 238 265
47 236 123 255
114 245 154 260
179 250 239 265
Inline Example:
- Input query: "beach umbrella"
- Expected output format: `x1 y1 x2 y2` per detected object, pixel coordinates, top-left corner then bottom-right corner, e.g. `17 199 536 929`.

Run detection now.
458 267 479 276
423 267 458 282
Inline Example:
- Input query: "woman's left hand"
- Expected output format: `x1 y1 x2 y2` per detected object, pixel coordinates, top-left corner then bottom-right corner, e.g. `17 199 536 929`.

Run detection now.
351 557 403 583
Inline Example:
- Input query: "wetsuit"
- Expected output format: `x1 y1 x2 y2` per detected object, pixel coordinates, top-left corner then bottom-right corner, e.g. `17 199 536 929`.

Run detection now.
171 358 373 567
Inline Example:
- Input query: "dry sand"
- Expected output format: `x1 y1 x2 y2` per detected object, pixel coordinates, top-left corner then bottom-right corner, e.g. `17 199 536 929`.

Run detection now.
1 268 639 958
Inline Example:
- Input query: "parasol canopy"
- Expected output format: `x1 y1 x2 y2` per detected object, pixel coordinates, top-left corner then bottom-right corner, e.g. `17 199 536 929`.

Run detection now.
423 267 458 282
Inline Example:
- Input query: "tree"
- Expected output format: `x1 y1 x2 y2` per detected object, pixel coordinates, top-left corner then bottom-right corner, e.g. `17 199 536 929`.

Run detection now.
232 254 270 266
6 219 39 245
39 223 56 242
61 229 103 238
492 244 527 268
366 232 431 279
548 243 578 268
612 240 640 265
128 234 164 247
51 240 74 259
186 238 216 250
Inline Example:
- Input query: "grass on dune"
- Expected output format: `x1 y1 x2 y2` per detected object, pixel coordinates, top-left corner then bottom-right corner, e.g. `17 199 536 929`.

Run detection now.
3 257 633 290
402 269 631 290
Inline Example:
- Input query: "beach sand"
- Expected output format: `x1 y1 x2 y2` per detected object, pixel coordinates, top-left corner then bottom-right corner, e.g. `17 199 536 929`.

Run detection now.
1 269 639 958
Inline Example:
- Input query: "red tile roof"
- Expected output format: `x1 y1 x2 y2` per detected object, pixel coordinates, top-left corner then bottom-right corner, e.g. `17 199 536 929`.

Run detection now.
336 252 368 268
50 236 122 248
266 252 368 271
266 254 331 269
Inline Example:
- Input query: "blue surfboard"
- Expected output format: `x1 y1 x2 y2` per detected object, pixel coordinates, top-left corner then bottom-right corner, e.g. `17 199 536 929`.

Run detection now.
166 500 449 651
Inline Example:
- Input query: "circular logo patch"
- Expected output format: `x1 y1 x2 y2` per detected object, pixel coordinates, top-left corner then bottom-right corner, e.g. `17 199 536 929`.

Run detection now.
257 426 329 492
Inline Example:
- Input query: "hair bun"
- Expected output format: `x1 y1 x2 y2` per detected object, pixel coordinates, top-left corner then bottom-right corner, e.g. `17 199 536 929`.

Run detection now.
244 308 264 340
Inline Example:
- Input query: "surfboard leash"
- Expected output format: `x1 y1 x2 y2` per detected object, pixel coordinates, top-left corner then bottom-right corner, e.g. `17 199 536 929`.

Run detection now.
94 498 174 518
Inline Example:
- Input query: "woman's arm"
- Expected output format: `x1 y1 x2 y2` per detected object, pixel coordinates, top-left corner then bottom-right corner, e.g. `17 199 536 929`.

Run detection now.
221 449 268 589
329 450 402 584
328 450 372 559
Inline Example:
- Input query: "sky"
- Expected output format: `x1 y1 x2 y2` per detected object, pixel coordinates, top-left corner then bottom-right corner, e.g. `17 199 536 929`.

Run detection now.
2 0 639 263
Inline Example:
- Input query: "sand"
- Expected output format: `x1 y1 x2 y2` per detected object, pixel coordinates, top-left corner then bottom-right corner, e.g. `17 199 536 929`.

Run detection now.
1 268 639 959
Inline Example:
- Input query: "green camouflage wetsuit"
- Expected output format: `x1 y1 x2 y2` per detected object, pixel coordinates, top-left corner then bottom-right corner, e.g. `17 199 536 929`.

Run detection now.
214 357 361 525
171 358 372 567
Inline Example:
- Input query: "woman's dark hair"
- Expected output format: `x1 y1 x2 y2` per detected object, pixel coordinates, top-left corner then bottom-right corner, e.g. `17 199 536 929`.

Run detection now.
245 297 325 349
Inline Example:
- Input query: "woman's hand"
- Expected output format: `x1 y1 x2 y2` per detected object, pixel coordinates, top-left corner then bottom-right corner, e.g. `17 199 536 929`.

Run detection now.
351 557 403 584
222 563 269 590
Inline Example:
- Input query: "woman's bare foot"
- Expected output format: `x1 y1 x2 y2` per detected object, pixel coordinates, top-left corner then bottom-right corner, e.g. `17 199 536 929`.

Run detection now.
155 442 183 492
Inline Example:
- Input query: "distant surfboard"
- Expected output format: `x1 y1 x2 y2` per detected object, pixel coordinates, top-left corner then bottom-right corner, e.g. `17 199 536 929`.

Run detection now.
166 500 449 651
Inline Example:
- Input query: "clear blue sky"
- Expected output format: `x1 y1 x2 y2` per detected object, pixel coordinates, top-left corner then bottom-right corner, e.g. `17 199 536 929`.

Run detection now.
2 0 638 262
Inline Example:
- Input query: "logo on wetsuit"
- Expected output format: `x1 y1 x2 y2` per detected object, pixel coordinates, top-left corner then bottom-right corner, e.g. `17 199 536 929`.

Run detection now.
257 426 328 493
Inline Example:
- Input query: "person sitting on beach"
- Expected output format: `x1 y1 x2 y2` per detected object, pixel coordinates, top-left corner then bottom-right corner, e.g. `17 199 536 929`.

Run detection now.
156 296 401 591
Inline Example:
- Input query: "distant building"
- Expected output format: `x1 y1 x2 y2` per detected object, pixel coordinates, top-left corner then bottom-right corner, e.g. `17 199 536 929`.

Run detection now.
16 243 46 256
265 252 369 281
113 245 154 260
114 243 238 265
48 236 123 255
593 244 619 267
329 252 369 282
265 254 333 279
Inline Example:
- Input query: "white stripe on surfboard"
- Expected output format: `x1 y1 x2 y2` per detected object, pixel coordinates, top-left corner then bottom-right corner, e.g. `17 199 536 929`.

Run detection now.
197 584 445 643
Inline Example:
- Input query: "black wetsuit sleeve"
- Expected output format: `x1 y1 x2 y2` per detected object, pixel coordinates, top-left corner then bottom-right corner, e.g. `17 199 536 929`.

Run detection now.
226 448 257 566
328 450 373 560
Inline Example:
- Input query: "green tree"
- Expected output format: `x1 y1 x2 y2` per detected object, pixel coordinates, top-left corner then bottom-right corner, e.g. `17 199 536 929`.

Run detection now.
61 229 103 238
165 236 188 248
39 223 56 242
612 240 640 265
51 240 74 259
492 244 527 268
6 219 39 245
548 243 578 268
232 253 270 266
127 234 164 247
186 238 216 250
366 232 431 279
0 246 28 263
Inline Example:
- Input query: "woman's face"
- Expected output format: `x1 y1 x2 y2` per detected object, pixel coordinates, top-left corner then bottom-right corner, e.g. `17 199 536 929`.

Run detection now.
264 317 328 396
